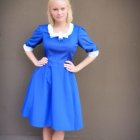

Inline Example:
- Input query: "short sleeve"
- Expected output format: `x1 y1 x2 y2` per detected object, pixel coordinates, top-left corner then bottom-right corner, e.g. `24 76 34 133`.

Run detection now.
78 26 99 57
23 25 43 51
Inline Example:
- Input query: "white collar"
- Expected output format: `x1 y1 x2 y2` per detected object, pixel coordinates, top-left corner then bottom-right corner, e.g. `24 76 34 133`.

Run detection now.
48 23 74 40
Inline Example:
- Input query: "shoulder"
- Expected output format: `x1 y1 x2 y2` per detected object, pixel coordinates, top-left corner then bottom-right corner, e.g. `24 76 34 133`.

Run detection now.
73 24 88 36
73 23 87 32
73 23 82 28
38 23 48 27
35 23 49 32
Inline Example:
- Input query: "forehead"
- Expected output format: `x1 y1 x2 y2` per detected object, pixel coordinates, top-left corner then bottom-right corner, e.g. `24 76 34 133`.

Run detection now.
49 0 67 8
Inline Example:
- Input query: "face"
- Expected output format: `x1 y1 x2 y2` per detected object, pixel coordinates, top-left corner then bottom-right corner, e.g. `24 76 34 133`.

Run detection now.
49 0 68 23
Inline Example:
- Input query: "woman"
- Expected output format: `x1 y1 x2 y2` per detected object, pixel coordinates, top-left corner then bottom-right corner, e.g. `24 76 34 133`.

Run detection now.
21 0 99 140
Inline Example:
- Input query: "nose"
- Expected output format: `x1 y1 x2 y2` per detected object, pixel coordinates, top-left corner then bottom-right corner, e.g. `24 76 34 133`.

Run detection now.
57 9 62 15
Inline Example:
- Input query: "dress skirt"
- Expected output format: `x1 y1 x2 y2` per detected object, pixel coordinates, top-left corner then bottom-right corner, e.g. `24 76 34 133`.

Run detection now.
21 60 83 131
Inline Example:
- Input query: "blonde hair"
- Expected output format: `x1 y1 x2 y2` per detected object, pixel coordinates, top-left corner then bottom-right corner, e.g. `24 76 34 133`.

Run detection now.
47 0 73 25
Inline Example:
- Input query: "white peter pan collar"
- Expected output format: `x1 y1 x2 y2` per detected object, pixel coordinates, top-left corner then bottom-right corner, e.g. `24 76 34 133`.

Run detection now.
48 23 74 40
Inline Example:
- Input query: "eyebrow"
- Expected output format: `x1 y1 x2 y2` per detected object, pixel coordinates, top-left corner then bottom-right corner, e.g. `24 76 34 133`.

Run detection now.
52 6 66 9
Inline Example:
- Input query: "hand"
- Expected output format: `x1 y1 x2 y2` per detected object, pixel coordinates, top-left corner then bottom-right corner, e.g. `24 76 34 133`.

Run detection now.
64 60 79 73
34 57 48 67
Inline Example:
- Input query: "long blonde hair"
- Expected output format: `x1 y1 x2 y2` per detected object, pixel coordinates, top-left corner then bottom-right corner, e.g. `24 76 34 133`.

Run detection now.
47 0 73 25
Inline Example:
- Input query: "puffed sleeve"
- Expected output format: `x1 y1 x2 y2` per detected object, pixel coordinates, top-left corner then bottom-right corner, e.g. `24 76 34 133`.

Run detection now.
23 25 43 51
78 26 99 58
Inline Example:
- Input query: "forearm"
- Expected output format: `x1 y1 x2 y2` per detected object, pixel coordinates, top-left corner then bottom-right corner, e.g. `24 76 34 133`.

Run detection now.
76 56 96 71
24 50 38 65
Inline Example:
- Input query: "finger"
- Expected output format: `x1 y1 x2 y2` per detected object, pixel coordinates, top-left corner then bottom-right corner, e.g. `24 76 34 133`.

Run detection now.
42 57 48 61
42 57 48 59
40 59 48 63
64 63 70 67
41 58 48 62
66 68 73 72
40 58 48 62
68 66 73 69
38 61 47 65
64 62 73 66
41 61 48 64
64 65 73 69
66 66 73 70
41 62 47 65
65 60 73 64
36 64 43 67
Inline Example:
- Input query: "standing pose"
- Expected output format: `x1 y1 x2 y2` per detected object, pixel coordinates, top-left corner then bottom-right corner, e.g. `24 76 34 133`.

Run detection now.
21 0 99 140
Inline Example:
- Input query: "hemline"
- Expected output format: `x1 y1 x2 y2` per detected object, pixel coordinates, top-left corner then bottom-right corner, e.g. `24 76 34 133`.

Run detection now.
22 115 83 131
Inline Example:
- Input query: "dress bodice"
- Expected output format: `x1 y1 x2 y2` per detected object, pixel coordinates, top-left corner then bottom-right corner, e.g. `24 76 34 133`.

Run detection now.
23 23 99 63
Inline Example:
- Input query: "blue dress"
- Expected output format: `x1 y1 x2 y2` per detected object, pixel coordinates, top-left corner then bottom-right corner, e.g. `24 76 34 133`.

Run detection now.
21 23 99 131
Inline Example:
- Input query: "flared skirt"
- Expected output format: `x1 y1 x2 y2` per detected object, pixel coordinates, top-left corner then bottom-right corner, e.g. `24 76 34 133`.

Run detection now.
21 63 83 131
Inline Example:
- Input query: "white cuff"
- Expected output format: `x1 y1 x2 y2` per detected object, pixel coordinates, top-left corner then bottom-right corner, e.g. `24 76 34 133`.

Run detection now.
23 44 33 51
88 50 99 58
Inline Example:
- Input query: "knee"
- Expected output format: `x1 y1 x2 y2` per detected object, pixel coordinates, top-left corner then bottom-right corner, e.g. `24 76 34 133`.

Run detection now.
54 130 65 134
43 127 54 132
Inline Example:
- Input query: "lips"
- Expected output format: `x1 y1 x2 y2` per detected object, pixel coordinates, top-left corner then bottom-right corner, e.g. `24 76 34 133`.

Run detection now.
56 16 64 18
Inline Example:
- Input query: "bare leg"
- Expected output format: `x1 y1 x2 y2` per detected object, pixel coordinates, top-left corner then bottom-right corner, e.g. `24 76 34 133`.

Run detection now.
52 131 65 140
43 127 54 140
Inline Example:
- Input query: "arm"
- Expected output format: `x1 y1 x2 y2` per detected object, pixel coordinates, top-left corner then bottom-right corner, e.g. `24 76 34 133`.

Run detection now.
76 55 96 72
64 25 100 72
64 51 99 73
24 50 48 67
22 25 47 66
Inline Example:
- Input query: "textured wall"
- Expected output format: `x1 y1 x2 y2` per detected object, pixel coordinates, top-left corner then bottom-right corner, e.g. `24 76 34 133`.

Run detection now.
0 0 140 140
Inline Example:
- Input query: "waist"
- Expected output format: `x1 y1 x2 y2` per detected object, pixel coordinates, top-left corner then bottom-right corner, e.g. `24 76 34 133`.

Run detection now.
47 58 72 65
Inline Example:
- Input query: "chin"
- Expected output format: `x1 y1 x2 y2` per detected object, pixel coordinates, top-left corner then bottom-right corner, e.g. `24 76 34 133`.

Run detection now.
55 19 66 23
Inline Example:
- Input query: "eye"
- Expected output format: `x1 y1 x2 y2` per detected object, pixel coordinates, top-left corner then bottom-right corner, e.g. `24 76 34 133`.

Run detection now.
61 7 65 11
52 8 58 11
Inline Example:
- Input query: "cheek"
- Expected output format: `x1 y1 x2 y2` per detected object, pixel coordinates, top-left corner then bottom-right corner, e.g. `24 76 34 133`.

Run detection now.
50 11 56 18
63 10 68 16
